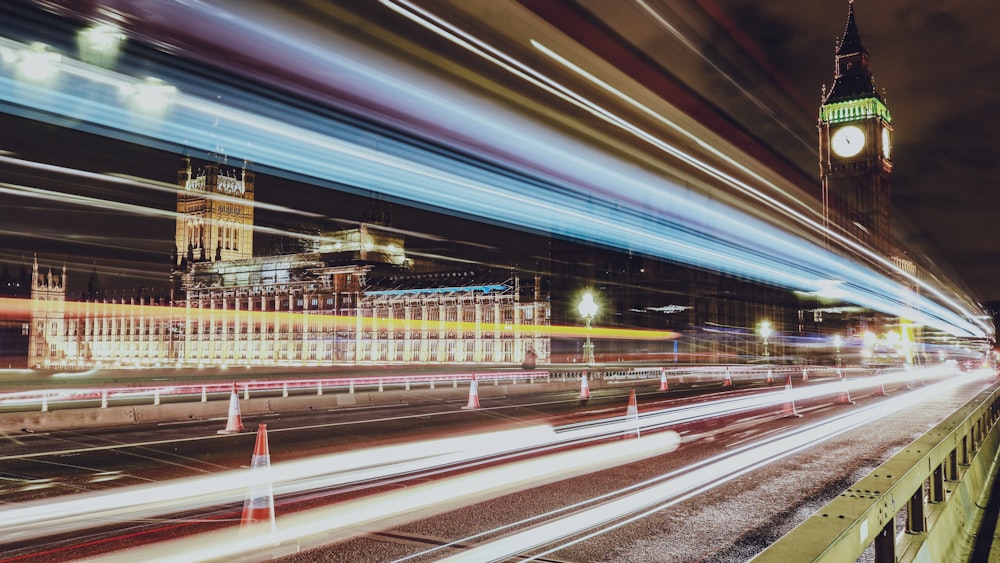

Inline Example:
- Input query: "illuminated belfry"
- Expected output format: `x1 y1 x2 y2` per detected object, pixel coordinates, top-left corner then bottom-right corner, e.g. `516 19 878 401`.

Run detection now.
818 2 893 254
173 155 255 267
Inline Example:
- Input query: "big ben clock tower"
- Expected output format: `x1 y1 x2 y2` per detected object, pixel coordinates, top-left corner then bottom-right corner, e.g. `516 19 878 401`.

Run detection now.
819 2 893 254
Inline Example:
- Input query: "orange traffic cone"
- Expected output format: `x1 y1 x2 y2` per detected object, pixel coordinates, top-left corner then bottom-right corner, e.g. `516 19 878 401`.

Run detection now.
218 382 246 434
659 369 669 391
579 372 591 399
782 373 801 418
625 389 640 439
801 368 809 383
836 369 855 405
462 375 481 409
240 424 276 533
766 368 774 385
626 389 638 417
722 367 733 387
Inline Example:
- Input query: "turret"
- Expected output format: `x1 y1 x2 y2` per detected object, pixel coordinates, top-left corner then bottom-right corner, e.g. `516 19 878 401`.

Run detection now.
178 155 191 186
242 160 255 195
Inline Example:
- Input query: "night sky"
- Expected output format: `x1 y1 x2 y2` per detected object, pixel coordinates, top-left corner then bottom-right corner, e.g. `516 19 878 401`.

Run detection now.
711 0 1000 302
1 1 998 308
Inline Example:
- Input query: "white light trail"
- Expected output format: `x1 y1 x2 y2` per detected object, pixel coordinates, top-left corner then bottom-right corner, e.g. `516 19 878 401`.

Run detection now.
439 372 996 561
379 0 990 339
0 426 555 544
2 363 984 560
0 16 988 338
0 366 841 542
85 369 992 562
97 431 683 563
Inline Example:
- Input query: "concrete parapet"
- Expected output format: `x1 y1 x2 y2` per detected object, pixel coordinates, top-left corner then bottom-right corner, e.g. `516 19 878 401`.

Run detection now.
0 378 590 433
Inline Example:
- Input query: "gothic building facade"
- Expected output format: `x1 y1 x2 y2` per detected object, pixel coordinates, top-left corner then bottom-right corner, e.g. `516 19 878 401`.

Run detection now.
26 157 550 369
814 3 919 352
819 2 893 256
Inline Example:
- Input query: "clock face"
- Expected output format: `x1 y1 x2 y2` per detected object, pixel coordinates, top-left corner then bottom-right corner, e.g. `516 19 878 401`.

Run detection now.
831 125 865 158
881 127 891 159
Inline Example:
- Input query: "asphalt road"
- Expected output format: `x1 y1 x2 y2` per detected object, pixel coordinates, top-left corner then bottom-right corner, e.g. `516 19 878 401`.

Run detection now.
1 371 996 562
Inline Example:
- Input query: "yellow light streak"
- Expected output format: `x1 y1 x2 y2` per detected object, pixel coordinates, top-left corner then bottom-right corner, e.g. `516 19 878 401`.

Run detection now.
0 297 678 341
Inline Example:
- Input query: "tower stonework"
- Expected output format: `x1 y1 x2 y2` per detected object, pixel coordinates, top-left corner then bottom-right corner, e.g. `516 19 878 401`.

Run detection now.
174 156 255 268
28 256 67 368
819 2 893 254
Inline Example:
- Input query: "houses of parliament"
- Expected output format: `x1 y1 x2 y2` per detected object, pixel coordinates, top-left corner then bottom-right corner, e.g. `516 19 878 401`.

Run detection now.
18 156 551 369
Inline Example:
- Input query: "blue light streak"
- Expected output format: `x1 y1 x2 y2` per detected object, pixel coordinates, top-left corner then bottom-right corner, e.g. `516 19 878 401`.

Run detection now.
0 27 988 338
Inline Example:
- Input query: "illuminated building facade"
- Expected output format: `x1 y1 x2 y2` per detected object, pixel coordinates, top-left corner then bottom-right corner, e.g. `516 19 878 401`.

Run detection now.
818 2 893 254
26 258 66 369
26 158 550 369
173 156 255 265
814 4 924 358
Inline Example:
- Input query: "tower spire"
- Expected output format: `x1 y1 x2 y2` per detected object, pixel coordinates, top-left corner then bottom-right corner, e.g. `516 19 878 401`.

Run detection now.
825 1 880 104
837 1 864 57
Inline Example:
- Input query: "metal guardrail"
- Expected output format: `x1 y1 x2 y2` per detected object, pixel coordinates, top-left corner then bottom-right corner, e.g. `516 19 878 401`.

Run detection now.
753 381 1000 563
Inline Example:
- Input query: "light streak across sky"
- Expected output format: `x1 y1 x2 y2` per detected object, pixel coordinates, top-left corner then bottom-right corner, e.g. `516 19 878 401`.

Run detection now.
0 6 989 338
379 0 988 338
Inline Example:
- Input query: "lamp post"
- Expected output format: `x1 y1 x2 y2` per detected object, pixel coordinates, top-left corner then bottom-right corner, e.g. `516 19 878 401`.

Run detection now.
578 292 598 365
759 320 772 362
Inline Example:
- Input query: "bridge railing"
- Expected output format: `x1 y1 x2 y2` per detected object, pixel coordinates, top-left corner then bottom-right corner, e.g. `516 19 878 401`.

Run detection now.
0 370 552 411
752 381 1000 563
0 363 885 412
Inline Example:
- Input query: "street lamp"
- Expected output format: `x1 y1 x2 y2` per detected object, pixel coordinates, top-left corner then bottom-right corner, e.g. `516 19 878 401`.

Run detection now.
758 320 772 361
833 334 842 367
578 292 598 365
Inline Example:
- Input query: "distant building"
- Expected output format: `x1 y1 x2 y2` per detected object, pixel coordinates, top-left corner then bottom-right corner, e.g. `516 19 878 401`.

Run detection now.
26 157 549 369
